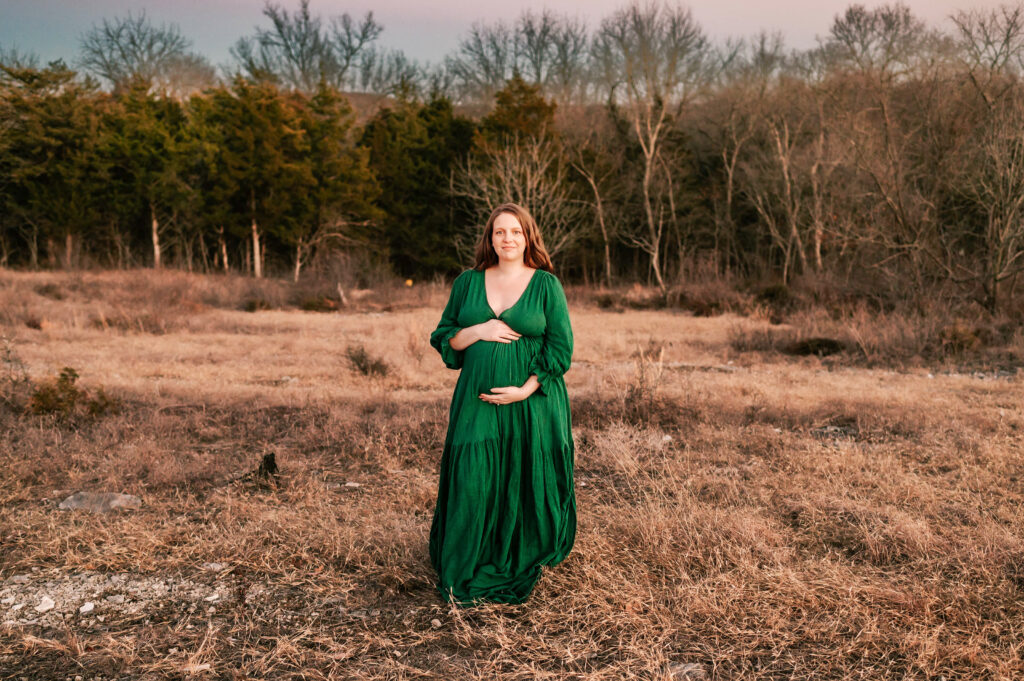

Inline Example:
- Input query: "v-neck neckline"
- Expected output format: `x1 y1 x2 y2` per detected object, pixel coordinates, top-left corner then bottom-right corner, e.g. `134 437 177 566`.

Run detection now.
482 268 539 319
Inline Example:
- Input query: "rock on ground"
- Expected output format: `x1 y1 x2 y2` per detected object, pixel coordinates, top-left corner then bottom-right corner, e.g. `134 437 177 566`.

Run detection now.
666 662 707 680
58 492 142 513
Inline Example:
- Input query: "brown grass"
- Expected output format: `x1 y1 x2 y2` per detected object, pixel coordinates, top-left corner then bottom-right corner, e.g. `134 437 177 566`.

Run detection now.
1 269 1022 680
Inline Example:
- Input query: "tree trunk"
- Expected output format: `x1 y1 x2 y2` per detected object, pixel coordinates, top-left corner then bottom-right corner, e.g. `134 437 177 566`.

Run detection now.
580 169 613 287
641 158 665 291
721 144 739 276
663 156 681 285
251 218 262 279
634 108 666 292
198 231 210 273
218 227 229 273
114 230 128 269
151 203 161 269
64 233 73 270
293 243 303 283
26 224 39 269
45 237 56 268
772 121 808 278
810 101 827 273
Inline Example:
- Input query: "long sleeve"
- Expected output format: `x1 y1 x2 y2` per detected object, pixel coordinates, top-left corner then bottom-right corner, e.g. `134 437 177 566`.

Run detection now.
430 270 472 370
529 273 573 395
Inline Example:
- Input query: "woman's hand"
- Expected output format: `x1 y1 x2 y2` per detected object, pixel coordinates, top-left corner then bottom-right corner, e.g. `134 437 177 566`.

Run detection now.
479 386 528 405
476 319 521 344
449 319 520 350
479 376 540 405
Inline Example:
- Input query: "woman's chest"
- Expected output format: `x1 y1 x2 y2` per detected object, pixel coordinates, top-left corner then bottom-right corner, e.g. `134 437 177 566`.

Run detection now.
458 273 547 337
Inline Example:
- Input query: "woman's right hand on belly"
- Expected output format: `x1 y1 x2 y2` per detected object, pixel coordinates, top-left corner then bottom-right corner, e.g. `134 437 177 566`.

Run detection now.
476 319 521 343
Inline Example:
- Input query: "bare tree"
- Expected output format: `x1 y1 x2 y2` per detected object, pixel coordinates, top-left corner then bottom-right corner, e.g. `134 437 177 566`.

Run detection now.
565 109 624 286
790 45 848 274
152 53 217 99
231 0 381 93
517 11 592 103
354 47 424 96
548 17 593 105
423 60 459 101
449 21 517 104
517 10 558 87
950 99 1024 310
329 11 384 84
79 12 213 95
952 4 1024 108
697 32 784 273
826 3 930 82
0 47 39 73
452 135 587 260
448 12 591 105
740 115 808 282
593 1 710 290
233 1 329 92
821 4 946 289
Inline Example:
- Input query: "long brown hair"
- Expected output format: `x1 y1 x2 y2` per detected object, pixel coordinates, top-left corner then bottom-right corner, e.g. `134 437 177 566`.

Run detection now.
472 203 554 272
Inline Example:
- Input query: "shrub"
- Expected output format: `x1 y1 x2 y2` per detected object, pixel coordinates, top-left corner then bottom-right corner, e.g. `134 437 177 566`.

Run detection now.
299 296 340 312
90 309 170 334
594 291 620 310
729 323 790 353
666 280 753 316
28 366 82 415
243 298 272 312
756 283 792 307
34 283 65 300
781 337 846 357
346 345 390 377
939 321 982 355
27 366 121 418
623 344 670 424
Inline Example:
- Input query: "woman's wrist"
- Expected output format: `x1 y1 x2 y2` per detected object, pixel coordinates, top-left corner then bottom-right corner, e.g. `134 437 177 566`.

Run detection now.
520 375 541 397
449 326 473 351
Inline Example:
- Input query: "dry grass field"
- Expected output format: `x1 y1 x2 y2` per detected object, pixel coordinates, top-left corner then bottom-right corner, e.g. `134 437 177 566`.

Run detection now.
1 269 1022 680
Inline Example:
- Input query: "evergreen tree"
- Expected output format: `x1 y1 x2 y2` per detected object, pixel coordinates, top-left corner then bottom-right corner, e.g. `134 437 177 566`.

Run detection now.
184 90 240 272
479 74 556 142
0 61 106 268
102 78 188 268
208 77 309 277
359 96 475 276
287 82 379 281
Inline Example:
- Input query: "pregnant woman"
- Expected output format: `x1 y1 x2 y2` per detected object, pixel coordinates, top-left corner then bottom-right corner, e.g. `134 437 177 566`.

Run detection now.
429 202 576 606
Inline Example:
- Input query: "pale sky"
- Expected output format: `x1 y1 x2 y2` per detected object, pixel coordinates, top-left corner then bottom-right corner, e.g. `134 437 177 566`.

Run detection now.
0 0 1012 71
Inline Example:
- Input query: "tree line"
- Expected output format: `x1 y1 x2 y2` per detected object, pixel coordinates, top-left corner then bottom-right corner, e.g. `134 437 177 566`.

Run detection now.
2 1 1024 311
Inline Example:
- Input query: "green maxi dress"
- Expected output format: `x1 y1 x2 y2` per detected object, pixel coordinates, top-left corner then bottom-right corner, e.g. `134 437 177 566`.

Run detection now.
429 268 576 605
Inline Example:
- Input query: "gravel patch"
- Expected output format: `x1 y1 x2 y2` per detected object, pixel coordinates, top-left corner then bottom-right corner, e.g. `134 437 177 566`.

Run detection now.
0 568 230 629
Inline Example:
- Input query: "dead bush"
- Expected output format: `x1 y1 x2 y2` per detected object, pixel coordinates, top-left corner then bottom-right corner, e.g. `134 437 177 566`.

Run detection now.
728 323 793 353
27 367 121 418
34 282 65 300
346 345 390 377
0 336 32 410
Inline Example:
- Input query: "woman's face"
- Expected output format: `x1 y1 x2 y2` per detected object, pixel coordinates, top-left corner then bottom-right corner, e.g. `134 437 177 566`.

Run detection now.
491 212 527 264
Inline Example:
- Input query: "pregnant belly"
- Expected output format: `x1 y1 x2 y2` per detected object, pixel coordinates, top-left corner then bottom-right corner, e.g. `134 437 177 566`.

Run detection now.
462 336 542 393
